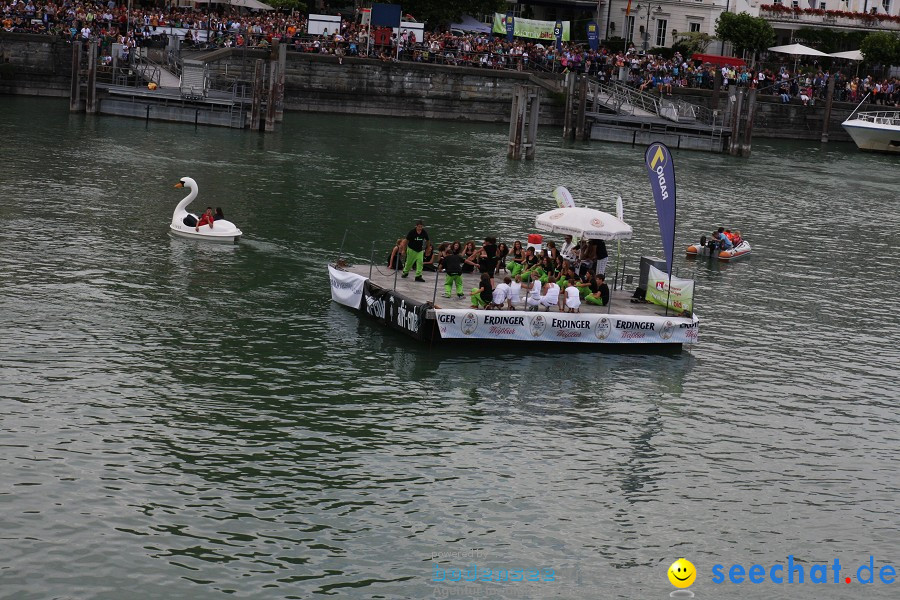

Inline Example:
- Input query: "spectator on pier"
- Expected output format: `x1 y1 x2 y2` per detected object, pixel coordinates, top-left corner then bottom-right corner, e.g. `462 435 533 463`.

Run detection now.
422 241 436 272
538 276 561 312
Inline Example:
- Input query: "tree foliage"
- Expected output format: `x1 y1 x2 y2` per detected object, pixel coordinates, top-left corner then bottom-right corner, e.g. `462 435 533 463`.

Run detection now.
402 0 505 28
267 0 306 11
671 32 714 57
860 31 900 67
715 12 775 56
793 27 867 54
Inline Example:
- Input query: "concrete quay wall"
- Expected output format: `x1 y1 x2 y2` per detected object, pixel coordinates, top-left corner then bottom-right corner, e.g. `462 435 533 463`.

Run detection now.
0 33 859 141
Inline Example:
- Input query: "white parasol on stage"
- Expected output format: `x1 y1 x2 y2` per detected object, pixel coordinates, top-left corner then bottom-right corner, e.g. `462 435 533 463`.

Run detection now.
829 49 863 61
535 207 633 240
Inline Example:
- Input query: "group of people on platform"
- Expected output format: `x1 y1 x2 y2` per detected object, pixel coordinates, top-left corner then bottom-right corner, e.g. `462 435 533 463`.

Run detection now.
388 221 611 312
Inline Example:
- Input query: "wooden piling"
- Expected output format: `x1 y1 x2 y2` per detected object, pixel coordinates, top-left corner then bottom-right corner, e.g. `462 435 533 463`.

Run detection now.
525 88 541 160
250 59 264 131
275 42 286 123
507 85 521 159
265 59 277 132
575 75 588 141
741 88 757 158
728 87 744 156
821 74 836 143
562 72 575 139
69 41 82 112
85 40 98 114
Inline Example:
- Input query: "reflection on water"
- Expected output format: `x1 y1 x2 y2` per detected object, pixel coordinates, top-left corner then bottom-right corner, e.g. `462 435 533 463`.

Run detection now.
0 97 898 600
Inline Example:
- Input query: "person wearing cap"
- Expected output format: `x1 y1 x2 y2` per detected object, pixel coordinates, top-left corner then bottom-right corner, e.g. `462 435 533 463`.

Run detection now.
402 220 429 282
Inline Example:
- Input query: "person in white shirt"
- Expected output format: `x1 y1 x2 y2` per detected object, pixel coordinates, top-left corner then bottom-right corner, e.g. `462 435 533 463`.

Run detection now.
560 234 577 264
509 275 523 309
564 281 581 313
491 277 512 310
526 276 542 311
539 277 560 311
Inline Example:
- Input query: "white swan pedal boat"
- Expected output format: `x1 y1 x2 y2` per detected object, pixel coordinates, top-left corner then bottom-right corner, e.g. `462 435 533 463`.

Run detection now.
170 177 242 243
686 236 751 260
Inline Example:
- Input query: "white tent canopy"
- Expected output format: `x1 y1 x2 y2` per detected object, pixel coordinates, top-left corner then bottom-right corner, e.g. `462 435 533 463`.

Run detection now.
535 207 633 241
767 43 829 57
830 49 864 61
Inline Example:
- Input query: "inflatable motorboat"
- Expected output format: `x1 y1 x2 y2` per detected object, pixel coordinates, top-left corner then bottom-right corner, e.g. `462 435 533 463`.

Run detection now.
170 177 242 243
686 235 751 260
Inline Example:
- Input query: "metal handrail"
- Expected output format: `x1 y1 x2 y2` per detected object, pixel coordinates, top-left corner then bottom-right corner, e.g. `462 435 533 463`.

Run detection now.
851 110 900 125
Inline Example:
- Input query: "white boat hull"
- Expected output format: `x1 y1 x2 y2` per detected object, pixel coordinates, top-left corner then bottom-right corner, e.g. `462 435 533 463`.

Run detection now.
170 222 241 243
842 118 900 154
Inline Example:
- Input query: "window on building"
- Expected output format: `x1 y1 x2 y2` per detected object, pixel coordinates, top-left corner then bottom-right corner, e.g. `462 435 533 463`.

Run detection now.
625 15 635 43
882 0 891 13
820 2 827 8
773 0 783 4
689 22 701 33
656 19 667 47
791 0 799 7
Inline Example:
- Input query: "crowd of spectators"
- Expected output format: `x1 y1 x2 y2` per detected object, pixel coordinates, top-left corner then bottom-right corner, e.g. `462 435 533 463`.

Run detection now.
3 0 898 106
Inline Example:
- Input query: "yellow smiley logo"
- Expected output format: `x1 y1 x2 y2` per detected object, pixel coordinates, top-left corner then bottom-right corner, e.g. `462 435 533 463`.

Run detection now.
668 558 697 588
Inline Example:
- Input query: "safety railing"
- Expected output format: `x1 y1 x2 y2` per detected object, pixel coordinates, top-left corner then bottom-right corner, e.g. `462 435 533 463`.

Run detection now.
851 110 900 126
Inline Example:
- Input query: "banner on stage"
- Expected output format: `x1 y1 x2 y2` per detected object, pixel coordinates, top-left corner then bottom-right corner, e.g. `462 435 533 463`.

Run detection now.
329 266 367 310
645 265 694 313
362 281 431 341
434 310 698 344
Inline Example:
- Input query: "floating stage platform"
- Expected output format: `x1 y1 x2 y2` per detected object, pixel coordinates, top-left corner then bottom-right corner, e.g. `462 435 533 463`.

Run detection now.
329 265 699 350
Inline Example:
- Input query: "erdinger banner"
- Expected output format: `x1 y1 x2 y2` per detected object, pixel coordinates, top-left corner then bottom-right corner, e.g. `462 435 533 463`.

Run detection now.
645 142 676 276
435 310 699 344
646 265 694 312
362 282 431 341
328 266 366 310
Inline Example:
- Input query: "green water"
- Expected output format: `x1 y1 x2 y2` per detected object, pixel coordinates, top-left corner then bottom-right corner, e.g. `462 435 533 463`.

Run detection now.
0 96 897 599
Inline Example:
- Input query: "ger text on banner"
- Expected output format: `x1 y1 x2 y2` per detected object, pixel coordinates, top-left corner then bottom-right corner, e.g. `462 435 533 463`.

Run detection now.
644 142 677 276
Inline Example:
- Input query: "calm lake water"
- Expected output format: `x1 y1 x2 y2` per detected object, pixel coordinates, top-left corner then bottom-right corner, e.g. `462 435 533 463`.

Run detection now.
0 96 898 599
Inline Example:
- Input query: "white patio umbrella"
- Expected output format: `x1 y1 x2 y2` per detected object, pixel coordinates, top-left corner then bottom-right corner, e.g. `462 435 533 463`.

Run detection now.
830 49 863 61
768 43 830 57
535 207 633 241
768 43 829 75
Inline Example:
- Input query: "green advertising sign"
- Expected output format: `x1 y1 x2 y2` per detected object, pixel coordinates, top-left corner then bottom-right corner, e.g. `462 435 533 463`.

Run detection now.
645 265 694 313
492 14 571 42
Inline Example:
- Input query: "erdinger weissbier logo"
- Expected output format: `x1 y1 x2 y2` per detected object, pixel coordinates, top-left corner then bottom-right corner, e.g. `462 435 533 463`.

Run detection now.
461 312 478 336
594 317 611 340
529 315 546 337
659 320 675 340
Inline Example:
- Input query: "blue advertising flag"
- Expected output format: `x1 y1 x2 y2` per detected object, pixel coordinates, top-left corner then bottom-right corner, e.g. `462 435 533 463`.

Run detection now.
644 142 677 276
370 3 402 28
586 21 599 52
505 13 514 42
554 21 563 51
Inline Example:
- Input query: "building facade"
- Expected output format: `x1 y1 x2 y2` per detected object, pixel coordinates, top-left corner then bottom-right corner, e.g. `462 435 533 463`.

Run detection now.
506 0 900 48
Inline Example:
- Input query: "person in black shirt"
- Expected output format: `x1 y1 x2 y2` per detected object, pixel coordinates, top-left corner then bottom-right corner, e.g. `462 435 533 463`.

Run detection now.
584 273 610 306
441 246 465 299
402 220 429 282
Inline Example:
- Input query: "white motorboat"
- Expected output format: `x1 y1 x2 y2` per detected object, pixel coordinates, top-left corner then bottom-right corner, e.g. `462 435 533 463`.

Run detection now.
841 110 900 154
170 177 242 243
